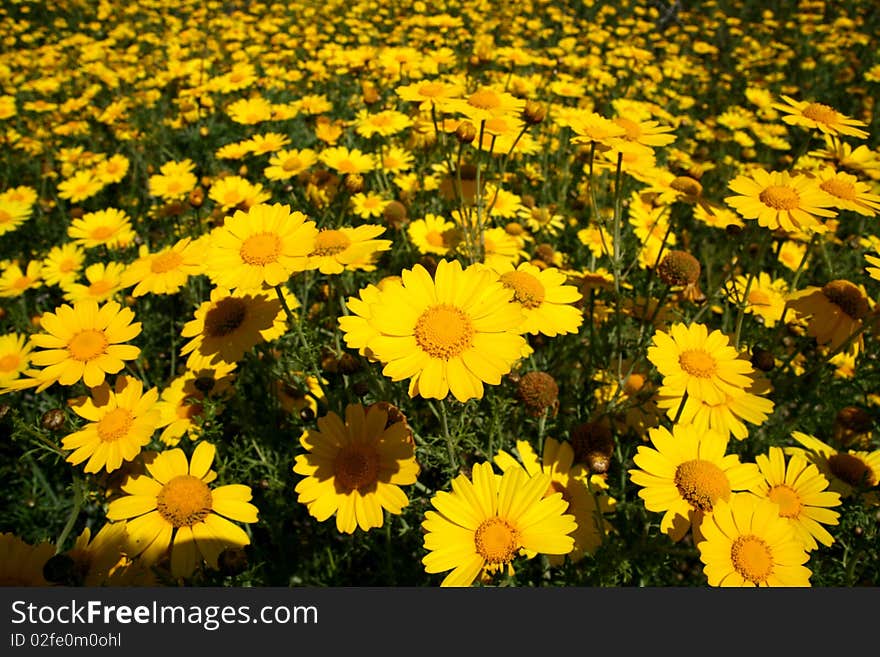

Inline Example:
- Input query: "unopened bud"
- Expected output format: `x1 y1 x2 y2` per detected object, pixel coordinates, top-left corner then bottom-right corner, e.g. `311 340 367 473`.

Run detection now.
455 120 477 144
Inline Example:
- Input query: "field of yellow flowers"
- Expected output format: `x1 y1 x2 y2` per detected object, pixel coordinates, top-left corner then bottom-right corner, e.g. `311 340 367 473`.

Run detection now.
1 0 879 587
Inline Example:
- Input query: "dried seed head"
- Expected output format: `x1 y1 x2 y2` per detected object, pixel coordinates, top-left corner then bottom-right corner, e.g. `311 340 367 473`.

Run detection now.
822 280 870 320
344 173 365 194
455 120 477 144
40 408 66 432
657 250 701 287
833 406 874 449
382 200 408 229
522 101 546 125
368 400 415 445
516 371 559 417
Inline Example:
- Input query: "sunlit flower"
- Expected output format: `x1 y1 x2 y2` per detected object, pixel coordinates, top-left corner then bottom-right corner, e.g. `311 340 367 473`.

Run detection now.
773 96 869 139
307 225 391 275
293 403 419 534
61 261 126 303
67 208 136 249
120 238 204 297
492 261 583 337
106 442 258 578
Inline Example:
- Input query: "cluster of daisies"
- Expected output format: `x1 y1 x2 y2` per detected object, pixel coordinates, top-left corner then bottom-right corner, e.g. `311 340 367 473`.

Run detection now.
1 0 880 590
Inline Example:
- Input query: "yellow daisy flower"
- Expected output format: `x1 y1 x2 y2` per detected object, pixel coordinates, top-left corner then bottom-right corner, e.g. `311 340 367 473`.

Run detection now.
0 198 32 236
293 403 419 534
786 431 880 498
120 237 204 297
41 242 86 287
813 167 880 216
407 214 461 256
422 461 576 587
0 260 43 297
492 261 583 337
749 447 841 551
264 148 318 181
773 95 869 139
339 259 527 402
57 170 105 203
725 169 837 233
698 493 811 587
204 203 318 289
106 442 259 578
67 208 136 250
61 261 126 303
725 272 789 328
306 225 392 275
628 423 762 542
647 322 755 406
494 438 614 564
148 159 198 200
786 279 872 354
62 375 160 474
24 299 141 391
0 333 33 387
208 175 270 210
179 286 287 369
319 146 375 175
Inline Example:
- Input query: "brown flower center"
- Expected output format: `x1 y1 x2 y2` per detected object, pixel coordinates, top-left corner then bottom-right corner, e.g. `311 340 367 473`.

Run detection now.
204 297 247 338
334 445 379 493
828 452 876 487
822 280 869 320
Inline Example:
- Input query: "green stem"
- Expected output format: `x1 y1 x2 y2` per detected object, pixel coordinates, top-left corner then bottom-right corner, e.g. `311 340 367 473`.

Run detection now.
439 399 457 471
55 475 84 553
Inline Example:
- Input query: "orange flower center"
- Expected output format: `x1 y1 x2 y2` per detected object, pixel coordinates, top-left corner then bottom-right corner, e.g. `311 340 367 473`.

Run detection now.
500 270 545 309
97 408 134 442
613 117 641 140
768 484 803 518
674 459 730 511
156 475 213 528
414 304 474 360
467 89 501 110
88 280 114 296
204 297 247 338
474 517 519 564
820 177 856 201
67 329 109 361
281 156 303 172
678 349 718 378
240 232 281 266
151 250 184 274
0 353 20 372
223 190 243 206
730 535 773 584
417 82 445 97
426 231 445 247
801 102 838 125
0 209 10 223
59 258 77 273
758 185 800 210
334 445 379 493
312 230 351 257
747 288 772 307
90 225 115 240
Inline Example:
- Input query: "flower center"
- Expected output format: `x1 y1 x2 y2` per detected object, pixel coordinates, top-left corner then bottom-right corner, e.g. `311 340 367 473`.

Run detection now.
801 102 837 125
747 289 771 306
223 190 243 206
0 209 10 223
0 353 20 372
426 231 445 247
613 117 641 140
67 329 109 361
59 259 77 273
759 185 800 210
730 535 774 584
96 408 134 442
820 178 856 201
500 271 545 309
90 225 115 240
418 82 445 97
468 89 501 110
474 517 519 564
674 459 731 511
828 452 876 487
678 349 718 378
768 484 803 518
312 229 352 257
240 232 281 266
281 156 302 172
204 297 247 338
413 304 475 360
334 445 379 493
151 250 184 274
822 280 869 320
88 280 114 296
336 159 357 174
156 475 213 528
